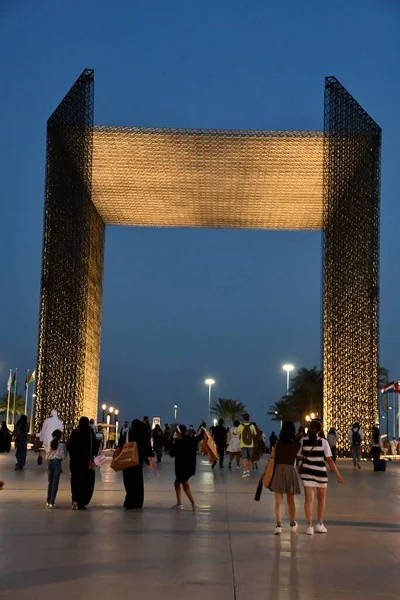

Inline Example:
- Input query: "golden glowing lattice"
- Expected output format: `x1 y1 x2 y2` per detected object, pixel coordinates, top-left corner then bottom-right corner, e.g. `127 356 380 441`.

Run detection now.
92 127 323 230
36 70 381 444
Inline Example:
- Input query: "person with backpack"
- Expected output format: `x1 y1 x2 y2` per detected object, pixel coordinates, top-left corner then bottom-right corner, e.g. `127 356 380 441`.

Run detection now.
237 413 257 478
347 422 364 470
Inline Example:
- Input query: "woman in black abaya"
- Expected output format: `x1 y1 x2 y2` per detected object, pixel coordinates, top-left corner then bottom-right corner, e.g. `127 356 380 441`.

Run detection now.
67 417 99 510
117 419 152 510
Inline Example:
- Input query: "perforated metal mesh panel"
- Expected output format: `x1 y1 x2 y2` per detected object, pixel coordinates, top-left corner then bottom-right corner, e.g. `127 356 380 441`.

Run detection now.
36 70 381 439
36 70 104 432
92 128 323 230
323 77 381 454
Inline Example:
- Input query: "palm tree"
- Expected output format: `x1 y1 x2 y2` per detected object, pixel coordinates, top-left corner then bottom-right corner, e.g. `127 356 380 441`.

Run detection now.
268 366 323 424
0 394 26 419
378 366 389 390
267 399 299 422
211 398 247 424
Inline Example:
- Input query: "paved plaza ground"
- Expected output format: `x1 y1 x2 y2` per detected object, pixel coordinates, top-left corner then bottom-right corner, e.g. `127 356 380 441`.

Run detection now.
0 452 399 599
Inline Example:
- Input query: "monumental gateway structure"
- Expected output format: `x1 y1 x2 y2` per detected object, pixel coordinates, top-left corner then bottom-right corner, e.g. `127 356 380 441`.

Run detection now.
36 70 381 451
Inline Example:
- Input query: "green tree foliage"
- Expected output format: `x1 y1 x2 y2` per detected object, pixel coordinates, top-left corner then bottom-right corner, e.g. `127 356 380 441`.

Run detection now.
268 367 323 424
378 366 389 390
0 393 26 418
211 398 247 424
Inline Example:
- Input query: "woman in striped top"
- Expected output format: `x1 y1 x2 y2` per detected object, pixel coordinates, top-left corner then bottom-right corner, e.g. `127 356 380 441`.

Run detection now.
298 419 343 535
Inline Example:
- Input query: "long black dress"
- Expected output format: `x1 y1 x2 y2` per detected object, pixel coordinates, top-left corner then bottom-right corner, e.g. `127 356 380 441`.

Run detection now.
0 424 12 453
67 426 99 509
171 431 204 483
117 426 152 509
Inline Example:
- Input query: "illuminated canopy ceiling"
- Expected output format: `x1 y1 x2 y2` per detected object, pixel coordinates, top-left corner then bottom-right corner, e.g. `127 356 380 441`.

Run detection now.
92 127 324 230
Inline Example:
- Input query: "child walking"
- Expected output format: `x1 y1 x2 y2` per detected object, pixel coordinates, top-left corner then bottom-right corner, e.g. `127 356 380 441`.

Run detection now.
170 424 205 511
46 429 67 508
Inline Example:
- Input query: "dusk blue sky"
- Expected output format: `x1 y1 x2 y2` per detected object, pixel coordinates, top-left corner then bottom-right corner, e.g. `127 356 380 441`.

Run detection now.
1 0 399 432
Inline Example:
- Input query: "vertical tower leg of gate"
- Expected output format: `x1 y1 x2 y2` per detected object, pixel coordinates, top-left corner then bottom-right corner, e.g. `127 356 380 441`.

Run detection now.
36 70 104 435
323 77 381 454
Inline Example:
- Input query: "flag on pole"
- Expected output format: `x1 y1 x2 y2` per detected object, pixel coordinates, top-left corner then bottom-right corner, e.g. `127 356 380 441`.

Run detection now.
11 371 17 389
25 370 35 390
381 381 395 394
394 382 400 394
7 371 12 392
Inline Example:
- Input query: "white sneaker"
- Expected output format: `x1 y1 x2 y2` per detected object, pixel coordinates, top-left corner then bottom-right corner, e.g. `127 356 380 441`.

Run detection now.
241 471 249 478
236 466 241 471
171 504 183 510
191 503 198 512
274 526 282 535
315 523 328 533
290 522 298 532
306 526 314 536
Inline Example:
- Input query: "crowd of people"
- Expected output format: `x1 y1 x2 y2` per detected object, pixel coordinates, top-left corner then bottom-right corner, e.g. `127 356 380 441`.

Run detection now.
0 410 396 533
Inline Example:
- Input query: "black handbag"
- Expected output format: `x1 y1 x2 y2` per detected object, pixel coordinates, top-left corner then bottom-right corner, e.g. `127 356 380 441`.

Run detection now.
254 479 263 501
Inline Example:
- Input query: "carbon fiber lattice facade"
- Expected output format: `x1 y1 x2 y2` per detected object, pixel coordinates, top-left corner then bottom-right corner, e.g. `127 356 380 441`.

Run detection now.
36 70 381 438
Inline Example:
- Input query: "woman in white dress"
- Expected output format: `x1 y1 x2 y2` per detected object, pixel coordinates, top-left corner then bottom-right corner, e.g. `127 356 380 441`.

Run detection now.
298 419 343 535
227 420 241 470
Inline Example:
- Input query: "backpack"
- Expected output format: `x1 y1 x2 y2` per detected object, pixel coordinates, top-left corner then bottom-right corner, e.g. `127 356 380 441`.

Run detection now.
352 429 361 446
242 424 253 446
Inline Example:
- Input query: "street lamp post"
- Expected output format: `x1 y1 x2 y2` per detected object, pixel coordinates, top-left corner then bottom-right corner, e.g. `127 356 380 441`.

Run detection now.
282 364 295 396
205 378 215 427
174 403 178 424
115 409 119 443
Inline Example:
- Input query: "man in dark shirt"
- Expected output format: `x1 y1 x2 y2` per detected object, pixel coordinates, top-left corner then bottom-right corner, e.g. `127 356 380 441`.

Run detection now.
212 418 228 469
142 416 151 439
269 431 278 450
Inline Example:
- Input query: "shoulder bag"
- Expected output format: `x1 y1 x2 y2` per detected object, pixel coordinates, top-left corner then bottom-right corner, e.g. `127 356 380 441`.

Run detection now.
263 443 277 488
88 431 96 470
298 440 318 475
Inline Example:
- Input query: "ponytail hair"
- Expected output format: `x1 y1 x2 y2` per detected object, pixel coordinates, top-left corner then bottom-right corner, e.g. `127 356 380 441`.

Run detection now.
308 419 322 445
50 429 62 450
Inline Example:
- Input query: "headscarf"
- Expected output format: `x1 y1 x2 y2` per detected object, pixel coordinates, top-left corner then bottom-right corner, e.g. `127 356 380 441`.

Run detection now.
40 410 64 448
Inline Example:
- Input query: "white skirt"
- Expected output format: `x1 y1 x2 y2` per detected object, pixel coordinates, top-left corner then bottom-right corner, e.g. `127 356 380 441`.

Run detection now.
227 440 241 453
303 480 327 489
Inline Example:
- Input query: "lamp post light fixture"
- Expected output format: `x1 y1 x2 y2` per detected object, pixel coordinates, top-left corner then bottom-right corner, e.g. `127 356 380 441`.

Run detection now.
174 403 178 424
282 364 295 395
205 378 215 427
101 404 107 422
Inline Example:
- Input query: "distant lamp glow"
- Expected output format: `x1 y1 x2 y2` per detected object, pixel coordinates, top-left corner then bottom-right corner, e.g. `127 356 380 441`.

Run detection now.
305 415 311 422
109 406 114 413
205 378 215 386
310 412 316 420
115 409 119 416
102 404 107 410
213 419 217 427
